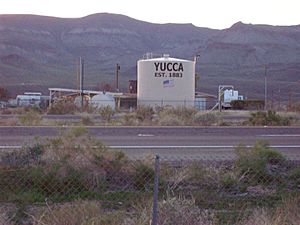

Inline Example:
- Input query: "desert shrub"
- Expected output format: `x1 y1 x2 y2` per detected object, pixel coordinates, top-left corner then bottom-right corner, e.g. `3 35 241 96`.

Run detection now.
240 195 300 225
28 165 88 198
128 195 213 225
0 107 13 114
80 114 94 126
0 127 130 204
136 105 154 122
47 100 77 114
288 167 300 187
185 163 209 184
166 106 197 119
166 163 226 191
230 100 247 110
158 106 197 125
98 105 115 122
0 107 30 115
220 172 238 189
31 200 127 225
158 115 184 126
1 143 44 167
288 167 300 180
193 112 219 126
231 100 264 110
133 164 155 190
235 140 286 184
289 103 300 112
121 113 139 126
18 108 42 125
248 110 291 126
0 165 88 203
42 127 116 169
0 118 19 126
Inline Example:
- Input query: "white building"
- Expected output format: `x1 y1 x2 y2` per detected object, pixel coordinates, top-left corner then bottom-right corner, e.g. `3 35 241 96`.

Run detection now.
16 92 42 107
224 89 244 103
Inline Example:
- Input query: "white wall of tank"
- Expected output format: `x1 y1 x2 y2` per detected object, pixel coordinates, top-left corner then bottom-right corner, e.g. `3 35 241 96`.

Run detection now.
137 55 195 107
90 93 115 109
74 93 115 109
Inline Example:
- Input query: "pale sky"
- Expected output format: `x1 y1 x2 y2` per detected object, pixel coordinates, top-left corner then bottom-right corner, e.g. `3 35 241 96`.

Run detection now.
0 0 299 29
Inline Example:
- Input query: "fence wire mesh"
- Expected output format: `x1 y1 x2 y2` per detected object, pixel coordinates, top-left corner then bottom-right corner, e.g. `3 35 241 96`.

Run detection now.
1 139 300 225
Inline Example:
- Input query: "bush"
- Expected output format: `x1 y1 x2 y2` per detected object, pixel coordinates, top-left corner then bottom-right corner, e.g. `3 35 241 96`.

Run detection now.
0 127 130 204
231 100 264 110
230 100 247 110
288 167 300 187
47 100 77 114
133 164 155 190
248 110 291 126
193 112 219 126
129 195 213 225
1 143 44 167
289 103 300 112
18 108 42 126
99 105 115 122
121 113 139 126
136 105 154 122
158 115 184 126
241 195 300 225
31 200 127 225
235 140 286 184
158 106 197 125
80 114 94 126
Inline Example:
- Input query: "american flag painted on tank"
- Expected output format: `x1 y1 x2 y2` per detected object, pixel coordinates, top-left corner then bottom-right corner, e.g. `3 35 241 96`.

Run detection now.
163 79 175 88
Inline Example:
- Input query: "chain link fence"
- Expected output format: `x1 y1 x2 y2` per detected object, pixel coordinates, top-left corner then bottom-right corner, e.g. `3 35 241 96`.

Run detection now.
1 137 300 225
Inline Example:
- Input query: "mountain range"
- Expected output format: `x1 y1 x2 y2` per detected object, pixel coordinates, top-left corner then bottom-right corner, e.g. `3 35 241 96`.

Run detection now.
0 13 299 100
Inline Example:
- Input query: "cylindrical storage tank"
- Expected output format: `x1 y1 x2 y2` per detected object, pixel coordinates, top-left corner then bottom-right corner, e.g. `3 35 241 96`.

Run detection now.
90 93 115 109
137 55 195 107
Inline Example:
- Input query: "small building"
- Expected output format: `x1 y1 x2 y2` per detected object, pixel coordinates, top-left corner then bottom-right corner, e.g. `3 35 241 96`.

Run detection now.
224 89 243 103
195 92 217 110
128 80 137 94
16 92 49 108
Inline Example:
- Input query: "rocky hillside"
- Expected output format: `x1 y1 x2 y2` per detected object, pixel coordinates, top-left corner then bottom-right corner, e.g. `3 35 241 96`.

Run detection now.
0 13 299 100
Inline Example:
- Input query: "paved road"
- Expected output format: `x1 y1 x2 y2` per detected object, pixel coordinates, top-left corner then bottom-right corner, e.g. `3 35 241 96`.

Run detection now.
0 126 300 160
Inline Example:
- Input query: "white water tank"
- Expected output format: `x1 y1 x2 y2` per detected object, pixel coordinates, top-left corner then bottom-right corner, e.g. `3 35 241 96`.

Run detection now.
90 93 115 109
137 54 195 107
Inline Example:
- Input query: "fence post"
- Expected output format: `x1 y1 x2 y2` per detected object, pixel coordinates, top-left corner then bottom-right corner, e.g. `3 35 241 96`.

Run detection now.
151 155 160 225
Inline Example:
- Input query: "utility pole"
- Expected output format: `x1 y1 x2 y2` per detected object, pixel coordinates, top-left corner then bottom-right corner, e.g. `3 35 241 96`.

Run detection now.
195 73 200 90
264 65 268 111
194 54 200 92
79 57 84 110
116 63 120 92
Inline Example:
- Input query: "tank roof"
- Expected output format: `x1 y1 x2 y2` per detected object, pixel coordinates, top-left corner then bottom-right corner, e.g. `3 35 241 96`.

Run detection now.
139 57 193 63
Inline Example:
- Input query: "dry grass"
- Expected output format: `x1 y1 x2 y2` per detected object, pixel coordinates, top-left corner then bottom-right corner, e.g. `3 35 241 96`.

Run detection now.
30 200 127 225
0 118 19 126
158 106 197 126
0 204 15 225
41 127 126 173
126 195 213 225
240 196 300 225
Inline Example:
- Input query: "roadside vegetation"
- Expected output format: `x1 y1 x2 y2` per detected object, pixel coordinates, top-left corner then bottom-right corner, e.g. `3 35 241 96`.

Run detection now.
1 133 300 224
0 104 298 126
247 110 293 126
